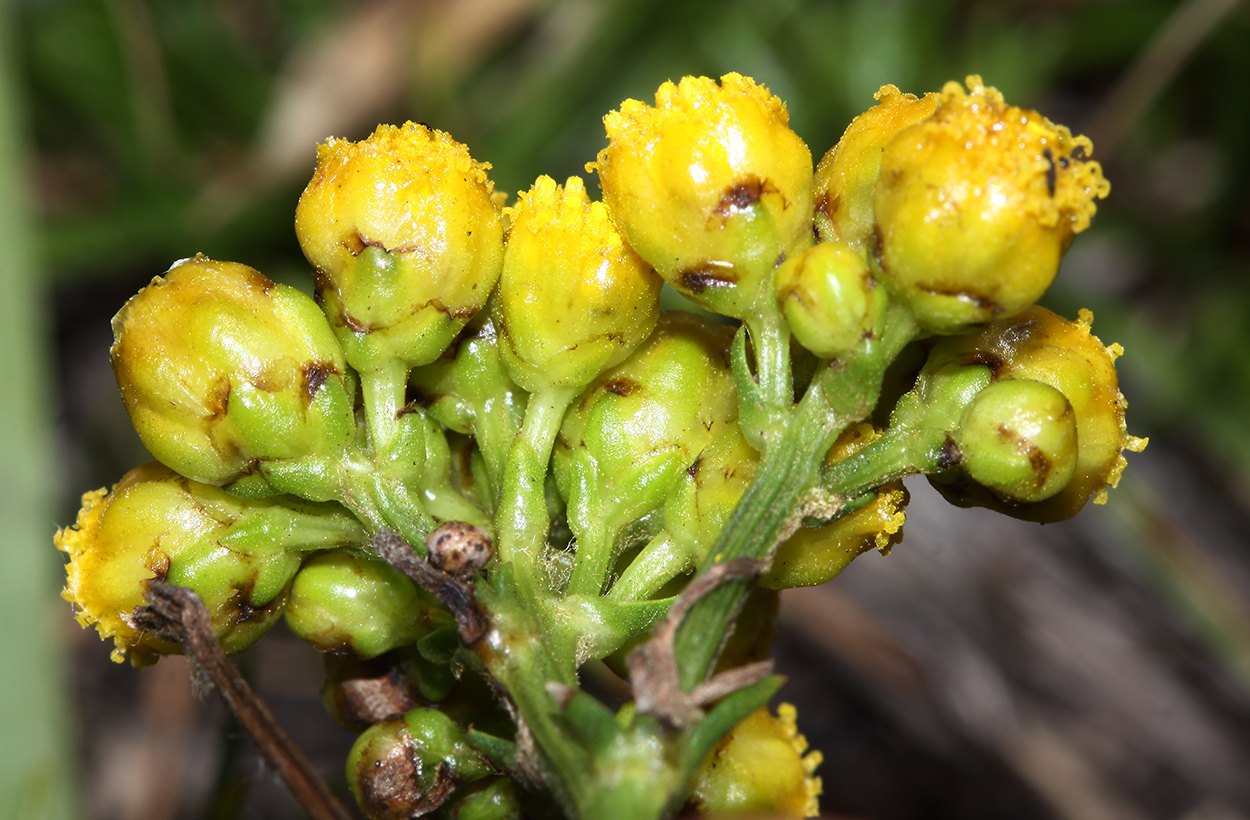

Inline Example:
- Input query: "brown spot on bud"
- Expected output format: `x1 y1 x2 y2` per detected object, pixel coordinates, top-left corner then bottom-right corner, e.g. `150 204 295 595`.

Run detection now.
816 190 840 222
871 225 886 273
354 727 455 820
425 521 493 579
967 351 1007 379
603 377 639 397
302 361 333 401
1043 147 1057 198
917 282 1001 311
207 377 231 422
937 435 963 470
714 176 767 217
678 263 737 294
686 456 703 478
341 231 367 257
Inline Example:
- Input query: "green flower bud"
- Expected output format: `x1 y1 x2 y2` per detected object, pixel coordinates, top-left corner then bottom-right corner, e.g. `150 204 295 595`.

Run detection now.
111 255 355 491
814 84 938 251
775 241 886 359
295 122 504 373
873 76 1110 333
555 313 738 538
285 550 438 658
448 778 520 820
593 74 814 318
347 707 492 820
689 703 822 818
955 378 1078 503
493 175 661 393
55 462 367 665
660 423 758 569
925 306 1147 521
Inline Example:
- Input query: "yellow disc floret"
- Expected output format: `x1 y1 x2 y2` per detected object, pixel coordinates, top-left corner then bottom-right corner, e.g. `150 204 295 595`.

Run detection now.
295 122 504 372
690 703 822 817
873 76 1110 333
594 74 814 318
493 175 661 393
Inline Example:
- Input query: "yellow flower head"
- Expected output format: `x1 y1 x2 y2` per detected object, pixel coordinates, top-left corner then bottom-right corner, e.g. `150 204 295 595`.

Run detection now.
56 463 314 665
295 122 504 372
690 703 823 817
873 76 1110 333
494 175 661 393
814 84 939 251
594 74 814 318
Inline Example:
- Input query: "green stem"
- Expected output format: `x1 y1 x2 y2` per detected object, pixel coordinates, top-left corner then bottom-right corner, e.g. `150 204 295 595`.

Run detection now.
474 593 585 816
474 391 525 506
744 308 792 415
360 361 409 458
674 308 918 691
674 383 844 691
820 425 951 499
496 386 576 602
608 532 693 603
565 464 614 598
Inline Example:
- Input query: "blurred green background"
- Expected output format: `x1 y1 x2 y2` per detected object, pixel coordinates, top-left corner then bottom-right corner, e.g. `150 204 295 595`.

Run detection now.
4 1 1250 818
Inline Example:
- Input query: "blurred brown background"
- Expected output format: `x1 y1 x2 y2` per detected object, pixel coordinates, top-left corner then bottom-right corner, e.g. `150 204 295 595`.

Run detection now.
3 0 1250 818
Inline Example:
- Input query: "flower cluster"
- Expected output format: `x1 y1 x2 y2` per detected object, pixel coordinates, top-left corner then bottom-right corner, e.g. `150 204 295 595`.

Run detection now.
56 73 1141 820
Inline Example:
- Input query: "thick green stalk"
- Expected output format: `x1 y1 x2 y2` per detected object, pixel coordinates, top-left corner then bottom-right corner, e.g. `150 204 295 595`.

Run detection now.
673 382 845 690
674 309 918 690
360 360 409 458
496 386 576 603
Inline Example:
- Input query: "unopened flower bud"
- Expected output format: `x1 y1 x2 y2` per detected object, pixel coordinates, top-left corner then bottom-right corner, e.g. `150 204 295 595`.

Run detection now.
661 424 758 566
594 74 813 318
814 84 939 251
296 123 504 373
555 312 738 531
56 462 367 665
873 76 1110 333
111 255 355 491
347 707 492 820
285 550 438 658
689 703 822 818
775 241 886 359
955 378 1078 503
493 175 661 393
925 306 1146 521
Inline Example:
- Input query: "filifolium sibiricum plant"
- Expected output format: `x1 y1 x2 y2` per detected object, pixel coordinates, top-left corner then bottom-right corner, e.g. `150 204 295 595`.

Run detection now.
56 74 1145 820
